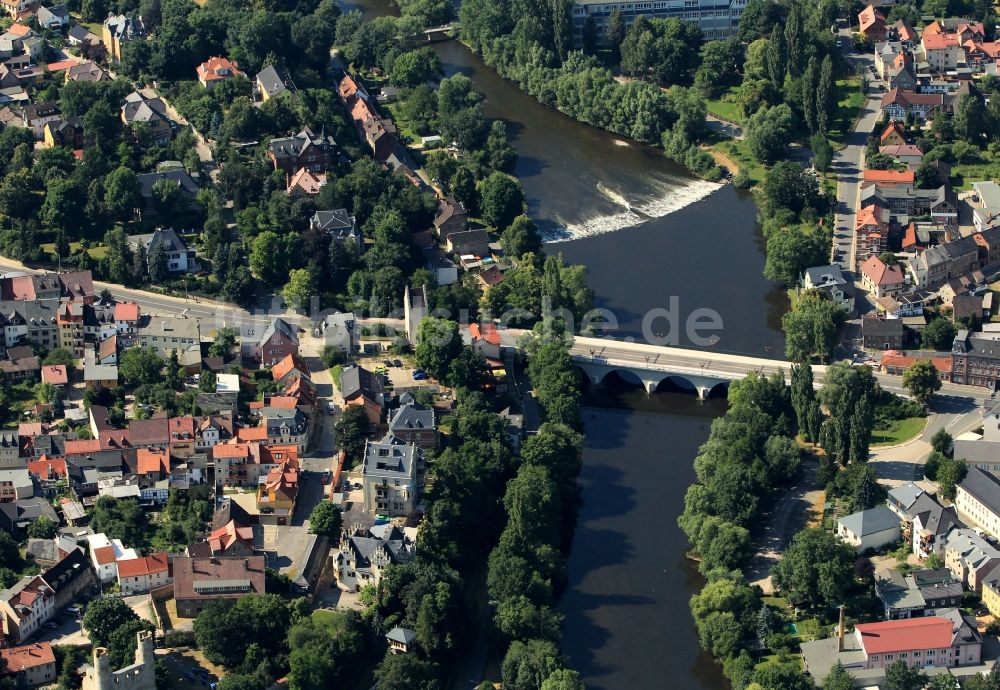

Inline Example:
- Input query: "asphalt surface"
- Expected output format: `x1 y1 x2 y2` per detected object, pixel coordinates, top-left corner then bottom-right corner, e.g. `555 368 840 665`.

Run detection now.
832 32 883 272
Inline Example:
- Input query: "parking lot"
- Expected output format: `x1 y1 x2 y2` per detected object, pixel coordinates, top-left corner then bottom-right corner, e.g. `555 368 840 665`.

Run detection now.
156 649 224 690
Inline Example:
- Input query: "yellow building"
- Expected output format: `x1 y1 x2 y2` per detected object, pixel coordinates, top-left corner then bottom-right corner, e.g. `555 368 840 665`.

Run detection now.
984 580 1000 618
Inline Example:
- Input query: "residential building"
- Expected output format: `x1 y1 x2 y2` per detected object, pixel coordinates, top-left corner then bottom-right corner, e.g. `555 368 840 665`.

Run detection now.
135 316 200 359
881 89 945 120
267 127 337 174
121 89 172 143
0 642 56 687
944 527 1000 592
286 167 326 197
856 204 890 263
875 568 963 619
65 60 105 83
67 25 100 49
116 553 170 595
316 311 358 356
0 468 32 502
433 198 467 237
341 364 384 427
879 144 924 166
172 555 266 618
951 330 1000 387
256 456 299 519
102 14 143 63
189 519 256 558
386 627 416 654
0 0 31 18
955 466 1000 537
1 548 94 643
387 402 437 450
0 497 58 536
862 315 905 350
137 170 199 202
310 209 361 247
240 318 298 367
362 435 421 517
57 302 84 357
980 578 1000 617
333 522 416 592
22 102 59 139
859 5 887 41
87 532 138 583
837 505 902 553
42 116 83 149
801 264 856 313
444 228 491 257
0 429 18 468
129 228 198 274
801 611 983 683
262 407 309 453
569 0 744 42
972 181 1000 232
113 301 140 344
881 121 908 146
81 631 155 690
256 64 293 101
196 56 243 90
861 256 906 298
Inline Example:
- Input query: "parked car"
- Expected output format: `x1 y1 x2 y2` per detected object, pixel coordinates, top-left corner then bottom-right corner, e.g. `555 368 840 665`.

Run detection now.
392 359 403 367
412 370 428 380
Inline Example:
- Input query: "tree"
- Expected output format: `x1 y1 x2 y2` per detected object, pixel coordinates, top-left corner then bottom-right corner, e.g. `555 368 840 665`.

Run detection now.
541 669 585 690
118 347 163 387
501 215 542 258
931 428 952 454
502 639 563 690
816 56 834 135
885 660 927 690
199 370 217 392
389 47 441 87
209 327 238 358
250 231 293 287
771 527 855 608
923 318 957 350
27 516 58 539
812 134 832 173
937 457 967 501
283 269 316 312
373 653 438 690
902 360 941 405
149 242 169 283
335 404 369 466
82 598 143 648
783 290 845 361
581 16 598 55
764 225 828 286
103 167 142 223
745 104 795 164
415 317 462 379
0 531 23 573
765 24 786 90
762 162 820 214
606 8 626 60
478 172 524 230
308 501 342 539
690 577 761 658
695 38 743 97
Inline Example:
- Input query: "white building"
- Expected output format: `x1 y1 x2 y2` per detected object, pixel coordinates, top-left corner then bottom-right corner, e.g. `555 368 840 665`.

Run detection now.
837 505 902 553
87 533 138 583
956 466 1000 539
570 0 747 42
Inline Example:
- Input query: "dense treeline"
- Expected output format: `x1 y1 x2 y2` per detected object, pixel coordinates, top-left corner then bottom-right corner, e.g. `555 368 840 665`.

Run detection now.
459 0 723 180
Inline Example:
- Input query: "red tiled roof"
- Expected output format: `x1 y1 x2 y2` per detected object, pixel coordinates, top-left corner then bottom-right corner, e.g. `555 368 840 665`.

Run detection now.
271 353 309 382
879 144 923 158
858 5 884 32
27 457 67 479
46 59 77 72
880 121 908 143
902 223 918 249
861 255 905 286
7 23 31 36
116 553 168 578
113 302 139 321
169 416 196 440
863 169 915 184
93 545 116 565
923 31 960 50
0 643 55 672
127 418 169 445
855 617 953 654
237 426 268 442
266 396 299 409
64 438 101 455
196 56 242 82
136 448 168 475
880 354 952 373
40 365 67 385
469 322 502 346
856 205 888 230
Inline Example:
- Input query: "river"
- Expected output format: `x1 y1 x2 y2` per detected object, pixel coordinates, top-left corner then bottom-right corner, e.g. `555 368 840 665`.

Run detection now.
341 2 785 687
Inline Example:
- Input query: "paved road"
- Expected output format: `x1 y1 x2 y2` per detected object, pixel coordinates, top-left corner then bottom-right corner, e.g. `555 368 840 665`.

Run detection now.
831 34 881 273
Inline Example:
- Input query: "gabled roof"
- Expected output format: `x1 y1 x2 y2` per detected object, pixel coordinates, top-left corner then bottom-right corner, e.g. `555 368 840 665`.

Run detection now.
863 169 915 184
838 505 901 537
196 56 242 82
959 465 1000 513
861 255 904 286
271 353 310 382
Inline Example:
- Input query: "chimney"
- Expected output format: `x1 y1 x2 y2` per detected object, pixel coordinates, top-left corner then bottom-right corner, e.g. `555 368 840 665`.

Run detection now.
838 605 846 651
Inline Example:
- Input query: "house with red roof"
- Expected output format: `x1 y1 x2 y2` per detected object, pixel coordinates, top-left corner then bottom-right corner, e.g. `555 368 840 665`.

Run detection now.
0 642 56 687
802 610 983 683
114 301 140 344
136 447 169 481
196 56 243 91
861 256 906 298
271 353 310 384
858 6 887 41
856 205 890 264
189 519 255 558
40 364 67 387
880 121 909 146
881 89 945 121
862 168 915 187
0 576 54 643
116 553 170 595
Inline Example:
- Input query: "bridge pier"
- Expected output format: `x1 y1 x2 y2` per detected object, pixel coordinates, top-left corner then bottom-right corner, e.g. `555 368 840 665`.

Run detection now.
695 385 712 400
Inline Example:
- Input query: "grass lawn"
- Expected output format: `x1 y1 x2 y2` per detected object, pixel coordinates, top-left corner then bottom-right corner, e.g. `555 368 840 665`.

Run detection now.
330 364 344 385
381 103 424 145
828 76 865 147
704 86 742 124
949 161 1000 192
39 241 108 260
871 416 928 446
715 137 767 185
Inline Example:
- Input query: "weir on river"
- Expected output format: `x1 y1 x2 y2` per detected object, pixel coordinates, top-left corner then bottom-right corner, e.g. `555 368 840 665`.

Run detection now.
340 3 786 687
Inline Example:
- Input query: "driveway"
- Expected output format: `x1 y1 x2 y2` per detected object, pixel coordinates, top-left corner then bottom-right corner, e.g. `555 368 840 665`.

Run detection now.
869 394 984 484
831 34 881 272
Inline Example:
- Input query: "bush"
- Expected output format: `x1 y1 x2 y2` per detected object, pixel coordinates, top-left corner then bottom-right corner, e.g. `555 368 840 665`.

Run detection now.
321 346 348 369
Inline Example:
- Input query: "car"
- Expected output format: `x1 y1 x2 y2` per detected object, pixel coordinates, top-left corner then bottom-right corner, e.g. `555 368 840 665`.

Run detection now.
392 359 403 367
65 607 80 616
383 360 394 367
44 621 59 630
327 401 336 416
412 370 428 380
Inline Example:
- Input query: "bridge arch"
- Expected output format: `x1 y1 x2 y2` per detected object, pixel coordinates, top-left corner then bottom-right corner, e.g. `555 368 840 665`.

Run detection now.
601 369 645 389
652 375 699 396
